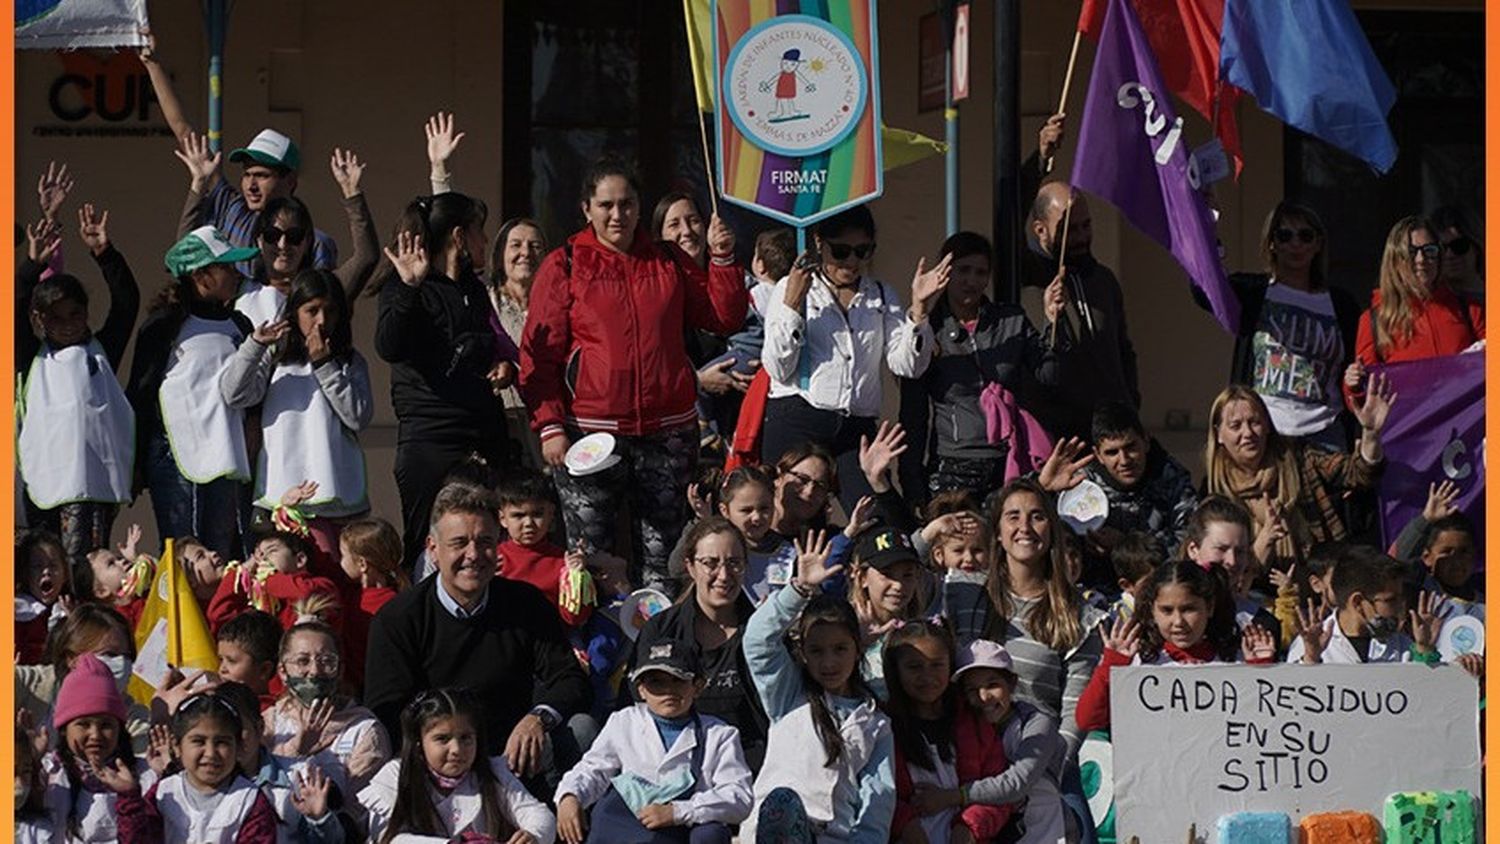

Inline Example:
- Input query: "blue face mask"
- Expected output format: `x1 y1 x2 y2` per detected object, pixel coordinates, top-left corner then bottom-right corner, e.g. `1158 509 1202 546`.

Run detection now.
96 654 133 693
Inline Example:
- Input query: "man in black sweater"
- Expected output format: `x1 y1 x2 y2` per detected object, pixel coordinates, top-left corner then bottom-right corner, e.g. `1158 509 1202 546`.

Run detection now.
363 482 591 780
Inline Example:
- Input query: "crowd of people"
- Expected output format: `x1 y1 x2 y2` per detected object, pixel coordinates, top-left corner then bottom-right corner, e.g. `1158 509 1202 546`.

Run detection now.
11 34 1487 844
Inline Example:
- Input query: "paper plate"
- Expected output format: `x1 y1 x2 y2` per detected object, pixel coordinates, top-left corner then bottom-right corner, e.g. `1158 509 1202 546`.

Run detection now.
1437 614 1484 661
618 588 672 641
1058 479 1110 534
565 433 619 477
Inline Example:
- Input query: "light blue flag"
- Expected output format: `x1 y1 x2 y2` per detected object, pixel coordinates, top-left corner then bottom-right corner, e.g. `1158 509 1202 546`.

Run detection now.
1220 0 1398 174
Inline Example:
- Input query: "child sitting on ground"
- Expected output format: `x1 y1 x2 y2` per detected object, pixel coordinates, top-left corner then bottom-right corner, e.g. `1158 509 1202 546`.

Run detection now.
952 640 1067 844
555 639 753 843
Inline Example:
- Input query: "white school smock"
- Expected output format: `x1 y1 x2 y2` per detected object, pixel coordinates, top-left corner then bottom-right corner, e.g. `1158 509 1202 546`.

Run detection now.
42 754 157 844
1285 614 1416 664
740 695 890 842
159 316 251 483
359 756 557 844
256 359 369 515
905 735 960 843
235 279 285 328
18 340 134 509
554 702 753 825
153 773 262 844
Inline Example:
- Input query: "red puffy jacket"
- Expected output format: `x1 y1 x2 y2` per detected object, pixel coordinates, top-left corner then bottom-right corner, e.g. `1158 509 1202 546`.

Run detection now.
1345 285 1484 407
520 225 748 441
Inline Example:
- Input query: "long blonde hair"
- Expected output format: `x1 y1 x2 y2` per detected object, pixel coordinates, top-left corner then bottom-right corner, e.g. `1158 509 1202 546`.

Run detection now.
1203 385 1302 510
1373 215 1438 356
984 479 1083 652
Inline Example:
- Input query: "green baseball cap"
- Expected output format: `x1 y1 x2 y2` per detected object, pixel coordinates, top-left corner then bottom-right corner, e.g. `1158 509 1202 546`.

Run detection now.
165 226 260 276
228 128 301 172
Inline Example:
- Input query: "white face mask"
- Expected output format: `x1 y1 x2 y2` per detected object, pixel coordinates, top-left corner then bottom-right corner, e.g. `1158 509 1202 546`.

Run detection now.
97 654 133 693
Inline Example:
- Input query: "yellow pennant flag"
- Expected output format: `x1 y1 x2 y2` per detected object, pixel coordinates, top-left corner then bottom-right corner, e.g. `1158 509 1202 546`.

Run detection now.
681 0 948 171
126 539 219 706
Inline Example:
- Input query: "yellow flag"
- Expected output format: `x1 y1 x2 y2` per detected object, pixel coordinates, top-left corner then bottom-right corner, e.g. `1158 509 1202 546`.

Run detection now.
682 0 948 171
683 0 715 113
126 539 219 706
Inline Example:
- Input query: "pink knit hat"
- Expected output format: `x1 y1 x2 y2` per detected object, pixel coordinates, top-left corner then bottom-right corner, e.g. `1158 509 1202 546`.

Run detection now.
52 653 128 729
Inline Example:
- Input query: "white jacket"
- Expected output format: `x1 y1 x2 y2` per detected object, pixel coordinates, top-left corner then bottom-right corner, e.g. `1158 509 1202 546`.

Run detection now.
153 773 263 844
554 703 753 825
1285 615 1416 665
358 756 556 844
762 273 933 417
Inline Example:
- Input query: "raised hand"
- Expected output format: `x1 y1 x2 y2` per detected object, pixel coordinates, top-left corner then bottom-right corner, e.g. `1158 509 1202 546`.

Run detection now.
909 253 954 321
280 480 319 509
118 523 144 562
173 130 222 192
1455 653 1484 681
93 758 139 795
1103 615 1140 660
706 213 735 257
1409 591 1443 654
252 319 290 346
686 483 713 520
295 697 336 756
793 530 842 591
842 495 877 540
145 724 174 776
1295 598 1332 664
1252 502 1289 565
77 203 110 256
290 764 332 820
329 148 365 199
858 420 908 491
1267 563 1296 595
1353 371 1397 433
383 230 429 287
153 667 219 715
38 161 74 221
1423 480 1461 523
425 111 465 171
1038 113 1067 161
1241 624 1277 662
136 27 158 64
26 218 62 265
1037 436 1094 492
920 512 980 547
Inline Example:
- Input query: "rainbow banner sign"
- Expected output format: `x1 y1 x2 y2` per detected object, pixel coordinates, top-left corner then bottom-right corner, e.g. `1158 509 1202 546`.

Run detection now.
713 0 883 226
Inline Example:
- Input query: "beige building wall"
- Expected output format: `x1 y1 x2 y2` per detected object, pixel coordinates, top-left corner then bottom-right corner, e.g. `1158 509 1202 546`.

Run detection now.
16 0 1474 550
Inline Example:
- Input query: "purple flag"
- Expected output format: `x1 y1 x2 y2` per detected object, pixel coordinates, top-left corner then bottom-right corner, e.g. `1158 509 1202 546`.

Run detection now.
1072 0 1239 333
1375 353 1485 559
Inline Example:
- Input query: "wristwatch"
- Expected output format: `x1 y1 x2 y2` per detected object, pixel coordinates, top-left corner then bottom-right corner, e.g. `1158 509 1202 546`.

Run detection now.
529 706 560 732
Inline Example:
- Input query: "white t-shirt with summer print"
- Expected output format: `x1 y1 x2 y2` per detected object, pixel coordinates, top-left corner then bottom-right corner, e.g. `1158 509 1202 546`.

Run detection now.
1251 280 1343 437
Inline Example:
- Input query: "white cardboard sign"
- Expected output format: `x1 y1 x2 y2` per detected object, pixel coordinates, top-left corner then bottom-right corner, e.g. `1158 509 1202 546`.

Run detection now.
1111 663 1480 843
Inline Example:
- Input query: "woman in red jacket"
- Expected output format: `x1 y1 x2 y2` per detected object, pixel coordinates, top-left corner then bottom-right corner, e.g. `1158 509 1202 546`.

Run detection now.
520 159 747 592
1345 215 1484 405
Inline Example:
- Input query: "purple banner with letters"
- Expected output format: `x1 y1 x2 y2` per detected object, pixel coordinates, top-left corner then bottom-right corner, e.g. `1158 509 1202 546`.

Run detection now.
1071 0 1239 334
1375 352 1485 556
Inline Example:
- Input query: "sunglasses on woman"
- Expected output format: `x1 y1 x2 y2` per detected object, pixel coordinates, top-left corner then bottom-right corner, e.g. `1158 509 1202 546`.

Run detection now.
823 241 876 261
1273 227 1317 245
261 225 309 245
